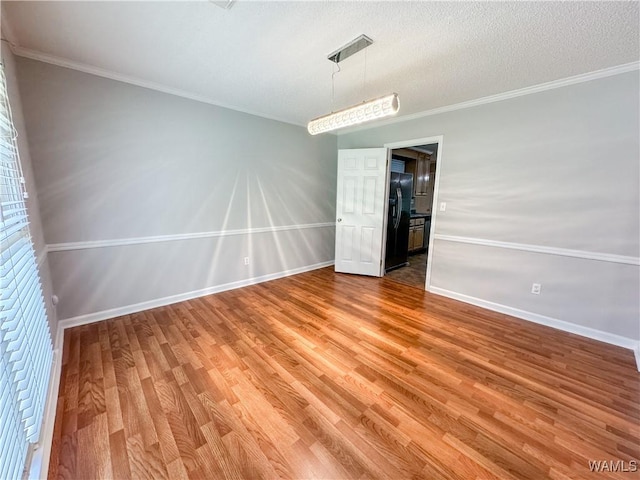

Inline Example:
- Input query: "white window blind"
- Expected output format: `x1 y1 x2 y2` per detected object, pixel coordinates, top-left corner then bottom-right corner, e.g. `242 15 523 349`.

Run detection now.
0 63 53 479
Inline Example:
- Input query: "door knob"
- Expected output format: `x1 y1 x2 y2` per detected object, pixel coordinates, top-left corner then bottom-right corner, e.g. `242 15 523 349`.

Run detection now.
337 218 342 222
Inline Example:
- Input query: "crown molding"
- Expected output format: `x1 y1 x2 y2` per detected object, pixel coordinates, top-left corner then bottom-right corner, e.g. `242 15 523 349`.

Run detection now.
7 41 638 136
9 45 306 128
340 61 640 134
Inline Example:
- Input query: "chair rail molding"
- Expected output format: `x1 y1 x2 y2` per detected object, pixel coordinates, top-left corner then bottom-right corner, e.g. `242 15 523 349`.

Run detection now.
433 234 640 266
47 222 336 252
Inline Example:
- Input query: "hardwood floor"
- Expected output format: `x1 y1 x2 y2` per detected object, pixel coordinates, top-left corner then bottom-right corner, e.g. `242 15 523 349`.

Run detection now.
48 267 640 479
385 252 427 289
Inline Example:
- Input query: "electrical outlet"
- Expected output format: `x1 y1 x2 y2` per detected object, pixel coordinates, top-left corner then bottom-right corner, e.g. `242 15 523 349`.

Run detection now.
531 283 541 295
439 202 447 212
244 257 250 266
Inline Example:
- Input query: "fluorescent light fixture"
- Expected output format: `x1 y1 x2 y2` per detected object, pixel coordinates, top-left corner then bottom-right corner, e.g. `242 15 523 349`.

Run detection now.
307 93 400 135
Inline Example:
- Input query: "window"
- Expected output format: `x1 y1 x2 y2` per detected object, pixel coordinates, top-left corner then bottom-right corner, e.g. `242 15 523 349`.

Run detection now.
0 63 53 479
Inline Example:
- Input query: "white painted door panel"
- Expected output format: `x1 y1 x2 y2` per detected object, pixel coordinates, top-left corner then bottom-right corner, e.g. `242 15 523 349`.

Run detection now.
335 148 388 276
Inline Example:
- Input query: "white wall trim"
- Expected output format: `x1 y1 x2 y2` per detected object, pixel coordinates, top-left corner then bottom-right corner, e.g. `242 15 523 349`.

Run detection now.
47 222 335 253
430 286 640 369
384 136 442 150
434 234 640 266
634 342 640 372
340 61 640 135
57 260 334 328
10 43 638 137
28 329 63 480
9 45 303 128
36 246 48 267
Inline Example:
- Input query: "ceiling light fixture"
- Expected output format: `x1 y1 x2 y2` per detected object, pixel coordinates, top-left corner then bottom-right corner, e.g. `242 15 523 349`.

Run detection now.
308 35 400 135
307 93 399 135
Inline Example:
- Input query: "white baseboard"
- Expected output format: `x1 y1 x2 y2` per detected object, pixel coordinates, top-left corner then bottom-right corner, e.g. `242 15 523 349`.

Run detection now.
29 327 64 479
58 260 334 330
429 286 640 371
34 260 333 478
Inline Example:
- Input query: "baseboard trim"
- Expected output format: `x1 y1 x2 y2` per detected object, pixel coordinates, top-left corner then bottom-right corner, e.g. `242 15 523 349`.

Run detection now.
47 222 335 252
429 286 640 366
433 234 640 266
57 260 334 329
28 329 64 479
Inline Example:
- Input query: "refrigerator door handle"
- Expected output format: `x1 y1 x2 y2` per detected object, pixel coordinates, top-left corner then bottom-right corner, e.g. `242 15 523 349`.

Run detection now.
395 187 402 230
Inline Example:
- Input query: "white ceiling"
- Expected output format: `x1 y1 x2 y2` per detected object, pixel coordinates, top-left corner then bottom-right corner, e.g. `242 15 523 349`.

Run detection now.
2 1 639 128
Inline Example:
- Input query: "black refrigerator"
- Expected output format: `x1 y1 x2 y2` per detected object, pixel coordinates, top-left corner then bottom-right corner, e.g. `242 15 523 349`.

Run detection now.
385 172 412 272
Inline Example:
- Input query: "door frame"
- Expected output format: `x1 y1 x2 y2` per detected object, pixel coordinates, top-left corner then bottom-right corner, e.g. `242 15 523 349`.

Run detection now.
379 149 392 276
383 135 444 292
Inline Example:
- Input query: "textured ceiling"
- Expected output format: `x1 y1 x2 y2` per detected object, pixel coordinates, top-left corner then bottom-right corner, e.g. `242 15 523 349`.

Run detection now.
2 1 639 127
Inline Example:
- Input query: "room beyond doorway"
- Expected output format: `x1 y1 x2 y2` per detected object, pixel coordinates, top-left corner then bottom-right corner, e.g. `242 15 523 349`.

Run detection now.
384 251 427 288
383 138 441 290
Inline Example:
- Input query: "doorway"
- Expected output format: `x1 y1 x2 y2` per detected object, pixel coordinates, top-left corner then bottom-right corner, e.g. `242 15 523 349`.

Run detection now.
383 137 442 290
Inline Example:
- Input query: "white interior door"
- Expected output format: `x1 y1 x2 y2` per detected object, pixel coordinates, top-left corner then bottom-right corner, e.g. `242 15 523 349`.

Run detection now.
335 148 389 276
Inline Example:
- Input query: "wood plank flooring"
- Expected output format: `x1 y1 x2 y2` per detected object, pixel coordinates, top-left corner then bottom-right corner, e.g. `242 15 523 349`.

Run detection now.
48 267 640 479
385 252 427 289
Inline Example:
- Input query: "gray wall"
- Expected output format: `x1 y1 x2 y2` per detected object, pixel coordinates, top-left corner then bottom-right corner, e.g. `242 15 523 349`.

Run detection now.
16 57 337 321
1 44 57 335
339 71 640 342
